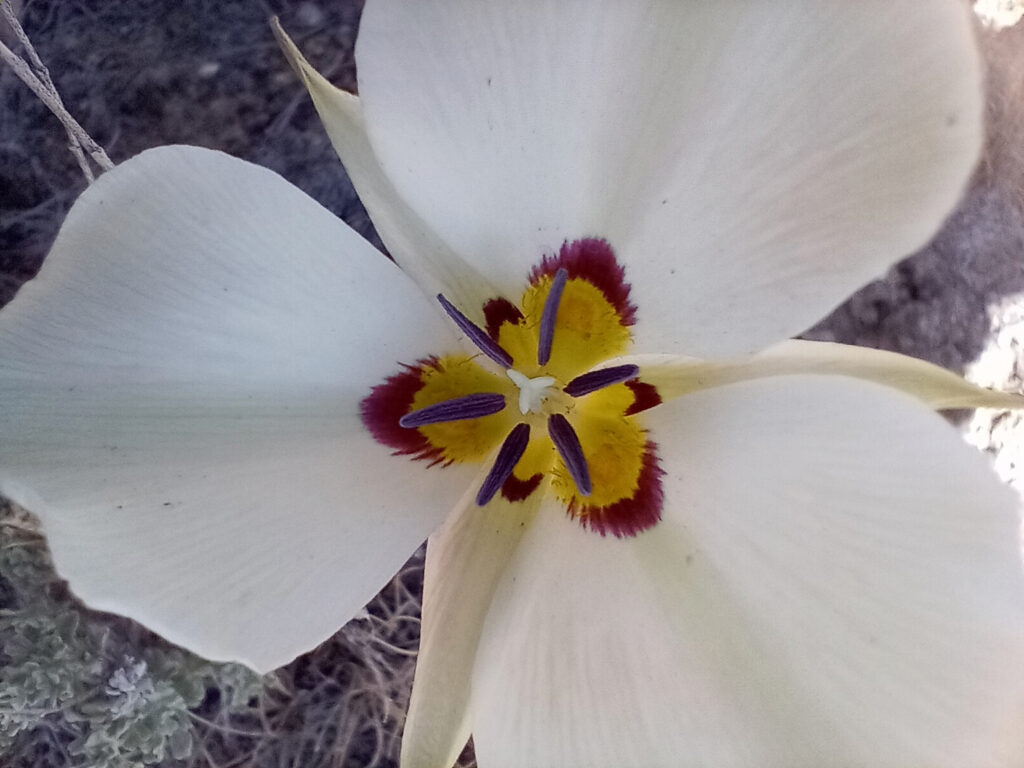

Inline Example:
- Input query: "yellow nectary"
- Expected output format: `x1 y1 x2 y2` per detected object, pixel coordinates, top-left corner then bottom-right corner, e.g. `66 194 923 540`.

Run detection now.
499 273 633 382
412 356 515 463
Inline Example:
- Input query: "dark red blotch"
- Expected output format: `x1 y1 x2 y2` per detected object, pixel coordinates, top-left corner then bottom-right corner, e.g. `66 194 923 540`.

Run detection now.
572 441 665 538
529 238 637 326
360 358 445 465
500 472 544 503
624 380 663 416
482 297 524 342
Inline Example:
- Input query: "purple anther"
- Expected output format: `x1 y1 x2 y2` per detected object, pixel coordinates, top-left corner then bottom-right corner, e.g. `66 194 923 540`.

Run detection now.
547 413 591 497
437 294 514 369
477 423 531 506
400 393 506 428
537 267 568 366
564 364 640 397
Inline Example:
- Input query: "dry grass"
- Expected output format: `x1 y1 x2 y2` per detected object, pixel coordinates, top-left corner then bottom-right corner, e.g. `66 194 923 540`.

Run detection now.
184 552 431 768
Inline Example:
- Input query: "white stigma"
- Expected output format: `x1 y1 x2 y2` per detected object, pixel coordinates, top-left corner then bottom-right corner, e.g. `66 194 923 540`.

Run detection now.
506 369 557 415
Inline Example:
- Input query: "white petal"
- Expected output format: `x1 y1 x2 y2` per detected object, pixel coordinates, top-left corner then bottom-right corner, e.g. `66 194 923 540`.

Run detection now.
0 146 476 673
401 472 542 768
472 377 1024 767
272 20 499 322
356 1 981 356
617 340 1024 410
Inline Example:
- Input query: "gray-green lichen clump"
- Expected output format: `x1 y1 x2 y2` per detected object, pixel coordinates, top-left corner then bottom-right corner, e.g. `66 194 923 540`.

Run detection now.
0 501 264 768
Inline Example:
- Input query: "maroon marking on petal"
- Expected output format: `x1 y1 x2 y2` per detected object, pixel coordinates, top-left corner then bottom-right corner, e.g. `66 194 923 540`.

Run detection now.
572 441 665 538
500 472 544 503
624 380 663 416
360 358 444 463
529 238 637 326
482 297 524 342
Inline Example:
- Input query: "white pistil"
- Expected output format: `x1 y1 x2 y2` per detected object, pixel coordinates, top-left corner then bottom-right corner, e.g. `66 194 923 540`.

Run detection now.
507 369 557 415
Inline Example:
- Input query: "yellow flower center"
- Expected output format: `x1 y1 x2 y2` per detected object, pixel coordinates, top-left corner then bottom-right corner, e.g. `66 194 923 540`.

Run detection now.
361 239 665 537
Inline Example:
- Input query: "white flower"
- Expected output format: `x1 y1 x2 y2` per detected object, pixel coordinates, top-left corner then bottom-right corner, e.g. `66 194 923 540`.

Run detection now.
2 2 1024 767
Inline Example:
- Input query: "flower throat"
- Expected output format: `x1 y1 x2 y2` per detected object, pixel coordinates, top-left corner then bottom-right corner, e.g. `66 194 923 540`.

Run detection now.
361 239 665 538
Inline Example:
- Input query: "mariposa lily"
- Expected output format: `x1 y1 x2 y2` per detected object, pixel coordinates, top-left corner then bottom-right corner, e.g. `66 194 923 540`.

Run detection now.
2 2 1024 766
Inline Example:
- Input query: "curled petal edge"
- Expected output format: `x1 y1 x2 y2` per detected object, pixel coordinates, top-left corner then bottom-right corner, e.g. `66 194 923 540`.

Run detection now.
271 18 498 321
610 340 1024 412
402 457 544 768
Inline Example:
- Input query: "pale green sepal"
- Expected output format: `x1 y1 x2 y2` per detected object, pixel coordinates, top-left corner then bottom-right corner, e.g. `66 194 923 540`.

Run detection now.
621 340 1024 411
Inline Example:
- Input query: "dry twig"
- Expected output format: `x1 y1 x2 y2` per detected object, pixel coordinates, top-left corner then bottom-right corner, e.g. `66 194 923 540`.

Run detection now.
0 0 112 182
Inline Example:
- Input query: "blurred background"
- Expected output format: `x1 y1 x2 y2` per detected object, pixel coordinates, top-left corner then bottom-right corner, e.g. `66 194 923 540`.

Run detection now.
1 1 1023 766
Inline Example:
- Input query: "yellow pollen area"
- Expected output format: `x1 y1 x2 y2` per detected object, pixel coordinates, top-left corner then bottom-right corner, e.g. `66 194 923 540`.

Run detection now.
412 356 516 463
550 410 647 509
505 400 647 510
498 274 632 382
407 275 645 507
559 383 646 507
508 432 556 483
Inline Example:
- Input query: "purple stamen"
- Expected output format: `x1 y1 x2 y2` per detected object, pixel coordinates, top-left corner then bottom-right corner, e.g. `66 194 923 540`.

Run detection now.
564 364 640 397
437 294 514 369
547 413 592 497
477 423 531 506
537 267 568 366
400 393 506 428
